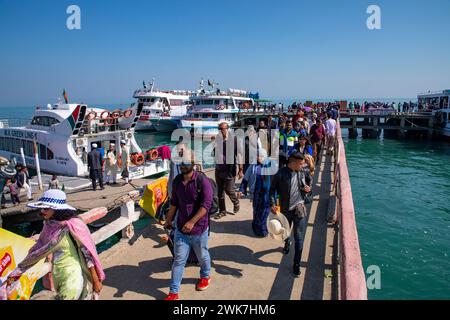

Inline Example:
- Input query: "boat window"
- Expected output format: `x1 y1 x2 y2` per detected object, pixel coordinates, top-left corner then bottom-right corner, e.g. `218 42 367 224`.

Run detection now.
212 114 218 119
202 114 208 119
31 116 60 127
170 99 183 106
203 100 214 105
39 144 47 160
47 147 54 160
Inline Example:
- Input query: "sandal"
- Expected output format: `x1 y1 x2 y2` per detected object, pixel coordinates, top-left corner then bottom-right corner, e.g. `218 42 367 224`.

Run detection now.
213 211 227 220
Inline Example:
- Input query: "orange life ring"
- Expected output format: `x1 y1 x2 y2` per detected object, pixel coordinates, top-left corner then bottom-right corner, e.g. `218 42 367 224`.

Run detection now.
111 109 121 119
123 109 133 118
100 111 110 120
131 152 145 165
216 104 225 110
146 149 159 161
86 111 97 121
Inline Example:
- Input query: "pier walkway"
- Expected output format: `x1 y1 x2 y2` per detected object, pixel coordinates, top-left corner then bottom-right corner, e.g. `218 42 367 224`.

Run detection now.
98 153 339 300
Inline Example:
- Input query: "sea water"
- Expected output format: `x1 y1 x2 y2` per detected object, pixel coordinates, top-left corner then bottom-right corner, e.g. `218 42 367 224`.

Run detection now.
344 132 450 299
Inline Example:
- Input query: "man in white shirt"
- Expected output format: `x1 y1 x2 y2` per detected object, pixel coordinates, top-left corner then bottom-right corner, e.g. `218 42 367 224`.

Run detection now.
104 143 118 185
325 112 337 155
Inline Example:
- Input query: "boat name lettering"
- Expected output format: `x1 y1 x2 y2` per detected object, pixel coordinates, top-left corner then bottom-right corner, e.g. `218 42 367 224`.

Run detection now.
3 130 36 139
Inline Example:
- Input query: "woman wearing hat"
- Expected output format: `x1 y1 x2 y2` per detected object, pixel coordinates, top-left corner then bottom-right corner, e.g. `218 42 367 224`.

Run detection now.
238 149 273 237
5 190 105 300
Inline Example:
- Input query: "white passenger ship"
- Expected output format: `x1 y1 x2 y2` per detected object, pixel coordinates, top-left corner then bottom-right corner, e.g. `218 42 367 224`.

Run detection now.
0 100 169 178
133 80 193 132
179 80 255 136
418 89 450 137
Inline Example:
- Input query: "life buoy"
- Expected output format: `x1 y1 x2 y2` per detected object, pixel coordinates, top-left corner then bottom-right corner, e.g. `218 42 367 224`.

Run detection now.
131 152 145 165
111 109 121 119
146 149 159 161
86 111 97 121
216 104 225 110
123 109 133 118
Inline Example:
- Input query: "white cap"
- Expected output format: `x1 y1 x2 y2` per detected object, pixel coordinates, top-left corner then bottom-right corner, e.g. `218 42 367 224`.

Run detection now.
120 140 126 145
92 143 98 148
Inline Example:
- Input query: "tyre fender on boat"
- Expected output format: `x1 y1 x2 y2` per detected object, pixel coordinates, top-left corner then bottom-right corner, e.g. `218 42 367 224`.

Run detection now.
146 149 159 161
132 153 145 165
123 109 133 118
111 109 121 119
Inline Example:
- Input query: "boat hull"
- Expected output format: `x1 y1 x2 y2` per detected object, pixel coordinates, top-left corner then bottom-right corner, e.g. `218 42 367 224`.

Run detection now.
150 118 179 133
135 120 155 131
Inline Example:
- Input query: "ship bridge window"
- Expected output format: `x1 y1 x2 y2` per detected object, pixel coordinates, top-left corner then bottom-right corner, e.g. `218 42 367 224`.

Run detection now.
31 116 60 127
169 99 183 106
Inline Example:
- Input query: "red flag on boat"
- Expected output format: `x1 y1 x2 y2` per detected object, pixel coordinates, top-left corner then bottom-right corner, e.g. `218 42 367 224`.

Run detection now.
63 89 69 104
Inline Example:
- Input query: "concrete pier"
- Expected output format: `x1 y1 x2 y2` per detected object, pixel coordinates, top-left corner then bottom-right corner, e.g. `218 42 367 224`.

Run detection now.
98 154 342 300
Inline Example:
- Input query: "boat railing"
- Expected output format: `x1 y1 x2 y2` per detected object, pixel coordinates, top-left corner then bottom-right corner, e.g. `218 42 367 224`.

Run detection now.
0 118 31 128
333 121 368 300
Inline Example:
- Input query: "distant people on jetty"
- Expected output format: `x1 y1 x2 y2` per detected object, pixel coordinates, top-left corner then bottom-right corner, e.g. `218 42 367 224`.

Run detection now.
5 190 105 300
270 152 312 277
104 143 118 185
16 165 33 201
87 144 104 191
48 174 60 190
213 122 243 220
325 112 337 156
1 178 20 207
119 140 131 184
164 159 213 300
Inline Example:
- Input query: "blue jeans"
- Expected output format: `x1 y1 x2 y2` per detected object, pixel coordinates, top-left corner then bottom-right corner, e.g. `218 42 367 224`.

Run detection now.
170 228 211 294
284 210 307 265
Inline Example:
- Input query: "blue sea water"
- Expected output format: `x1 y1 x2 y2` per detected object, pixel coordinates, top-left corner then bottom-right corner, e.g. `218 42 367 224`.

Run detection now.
344 132 450 300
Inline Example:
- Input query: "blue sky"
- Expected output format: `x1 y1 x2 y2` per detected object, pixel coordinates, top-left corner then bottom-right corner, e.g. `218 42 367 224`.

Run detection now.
0 0 449 107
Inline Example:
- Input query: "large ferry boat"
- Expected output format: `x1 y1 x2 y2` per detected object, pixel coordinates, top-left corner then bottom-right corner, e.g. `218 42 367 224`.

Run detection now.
418 89 450 137
0 99 169 178
133 80 193 132
179 80 255 136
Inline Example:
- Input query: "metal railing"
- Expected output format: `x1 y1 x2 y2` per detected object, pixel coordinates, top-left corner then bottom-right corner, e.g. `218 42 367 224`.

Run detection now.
334 121 368 300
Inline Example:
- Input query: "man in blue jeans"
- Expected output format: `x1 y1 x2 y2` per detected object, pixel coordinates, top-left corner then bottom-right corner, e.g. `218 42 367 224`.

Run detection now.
269 152 312 277
164 161 213 300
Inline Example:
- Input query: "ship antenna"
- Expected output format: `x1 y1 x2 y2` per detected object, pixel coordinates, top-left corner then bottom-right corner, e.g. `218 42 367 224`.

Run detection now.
150 77 155 92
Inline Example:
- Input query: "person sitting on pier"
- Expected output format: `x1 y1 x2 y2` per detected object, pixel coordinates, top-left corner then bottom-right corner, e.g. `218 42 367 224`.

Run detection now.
269 152 312 277
164 158 213 300
6 189 105 300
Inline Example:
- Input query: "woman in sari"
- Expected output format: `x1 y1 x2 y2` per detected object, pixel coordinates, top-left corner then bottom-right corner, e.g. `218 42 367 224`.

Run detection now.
6 189 105 300
238 149 273 237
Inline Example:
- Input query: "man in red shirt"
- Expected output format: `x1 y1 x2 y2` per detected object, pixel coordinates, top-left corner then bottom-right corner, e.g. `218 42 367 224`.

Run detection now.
309 118 326 163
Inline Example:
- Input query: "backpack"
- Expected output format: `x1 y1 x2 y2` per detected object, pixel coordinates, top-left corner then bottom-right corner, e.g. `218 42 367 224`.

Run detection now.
173 172 219 217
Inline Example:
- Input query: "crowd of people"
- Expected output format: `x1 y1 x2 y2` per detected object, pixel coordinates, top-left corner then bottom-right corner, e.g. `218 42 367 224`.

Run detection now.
3 103 340 301
163 104 339 300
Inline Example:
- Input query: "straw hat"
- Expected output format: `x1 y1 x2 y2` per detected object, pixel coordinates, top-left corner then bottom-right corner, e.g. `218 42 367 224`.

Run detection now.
27 189 76 211
267 212 291 241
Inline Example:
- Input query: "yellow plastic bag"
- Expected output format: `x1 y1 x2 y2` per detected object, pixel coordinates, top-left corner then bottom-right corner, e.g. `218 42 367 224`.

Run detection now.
139 177 168 218
0 228 47 300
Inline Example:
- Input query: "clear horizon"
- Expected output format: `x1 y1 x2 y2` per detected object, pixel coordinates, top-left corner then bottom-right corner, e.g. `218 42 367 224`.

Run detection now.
1 0 449 107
